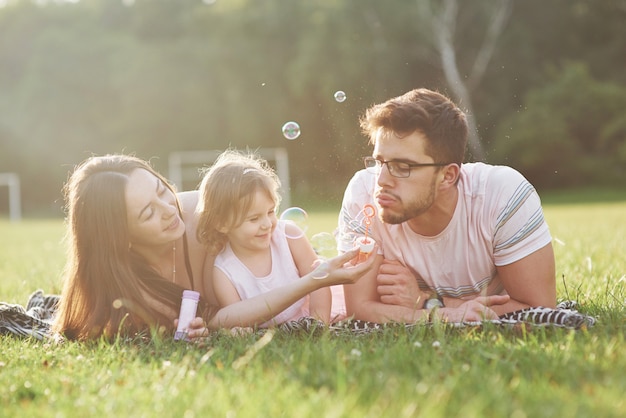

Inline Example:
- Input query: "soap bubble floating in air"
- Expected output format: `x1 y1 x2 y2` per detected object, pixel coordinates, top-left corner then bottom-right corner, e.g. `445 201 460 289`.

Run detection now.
334 90 347 103
280 207 308 239
281 121 301 140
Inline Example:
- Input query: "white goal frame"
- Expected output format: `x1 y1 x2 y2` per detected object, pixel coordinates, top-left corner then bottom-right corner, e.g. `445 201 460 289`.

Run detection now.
168 148 291 209
0 173 21 222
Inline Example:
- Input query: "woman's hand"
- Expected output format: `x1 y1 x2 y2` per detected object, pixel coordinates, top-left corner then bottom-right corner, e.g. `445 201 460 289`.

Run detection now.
182 316 210 339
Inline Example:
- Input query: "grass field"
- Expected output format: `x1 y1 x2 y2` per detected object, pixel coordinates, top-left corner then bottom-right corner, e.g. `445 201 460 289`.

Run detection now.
1 196 625 417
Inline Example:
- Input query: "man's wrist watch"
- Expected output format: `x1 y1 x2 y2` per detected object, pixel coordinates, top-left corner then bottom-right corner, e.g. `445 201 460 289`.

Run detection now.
423 295 444 310
424 295 444 322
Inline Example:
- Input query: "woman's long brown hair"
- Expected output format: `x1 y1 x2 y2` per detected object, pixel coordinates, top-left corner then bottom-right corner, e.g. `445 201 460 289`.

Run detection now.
51 155 209 340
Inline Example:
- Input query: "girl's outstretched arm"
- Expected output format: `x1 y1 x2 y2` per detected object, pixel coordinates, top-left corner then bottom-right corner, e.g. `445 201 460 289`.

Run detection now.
286 223 331 323
186 248 376 334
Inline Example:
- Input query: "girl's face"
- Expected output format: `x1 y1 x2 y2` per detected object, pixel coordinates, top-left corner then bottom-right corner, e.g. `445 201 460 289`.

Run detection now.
125 168 185 248
226 189 278 255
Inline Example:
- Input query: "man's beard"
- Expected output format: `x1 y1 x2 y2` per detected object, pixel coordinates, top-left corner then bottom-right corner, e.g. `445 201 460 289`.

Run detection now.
379 178 437 225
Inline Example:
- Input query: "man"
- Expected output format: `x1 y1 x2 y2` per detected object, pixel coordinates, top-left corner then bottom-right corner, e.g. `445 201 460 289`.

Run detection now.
338 88 556 323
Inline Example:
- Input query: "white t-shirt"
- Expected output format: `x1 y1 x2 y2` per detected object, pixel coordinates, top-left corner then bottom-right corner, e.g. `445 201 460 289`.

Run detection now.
337 163 552 299
214 221 309 327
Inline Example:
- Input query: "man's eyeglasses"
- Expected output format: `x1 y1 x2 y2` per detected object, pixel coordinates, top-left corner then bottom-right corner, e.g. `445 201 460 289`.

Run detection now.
363 157 449 178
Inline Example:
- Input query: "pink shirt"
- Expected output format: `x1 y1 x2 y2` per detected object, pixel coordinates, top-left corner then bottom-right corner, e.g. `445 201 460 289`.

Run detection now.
338 163 552 299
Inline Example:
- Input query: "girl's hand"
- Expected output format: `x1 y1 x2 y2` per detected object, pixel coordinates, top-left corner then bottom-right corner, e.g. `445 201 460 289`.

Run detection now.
312 247 377 286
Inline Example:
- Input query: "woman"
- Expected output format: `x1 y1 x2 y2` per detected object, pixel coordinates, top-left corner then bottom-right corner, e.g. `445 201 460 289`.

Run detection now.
51 154 212 340
52 154 375 340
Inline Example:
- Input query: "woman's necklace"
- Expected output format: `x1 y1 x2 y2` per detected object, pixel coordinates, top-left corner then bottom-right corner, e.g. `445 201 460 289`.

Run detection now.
172 243 176 283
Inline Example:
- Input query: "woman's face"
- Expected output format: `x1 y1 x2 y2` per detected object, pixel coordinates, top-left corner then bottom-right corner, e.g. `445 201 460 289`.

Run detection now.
125 168 185 248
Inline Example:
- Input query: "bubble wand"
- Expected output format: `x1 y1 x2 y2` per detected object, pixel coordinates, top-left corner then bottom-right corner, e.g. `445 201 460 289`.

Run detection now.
356 204 376 262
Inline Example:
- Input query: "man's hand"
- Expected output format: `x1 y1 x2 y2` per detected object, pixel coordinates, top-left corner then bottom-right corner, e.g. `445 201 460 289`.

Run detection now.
376 259 430 308
435 295 510 322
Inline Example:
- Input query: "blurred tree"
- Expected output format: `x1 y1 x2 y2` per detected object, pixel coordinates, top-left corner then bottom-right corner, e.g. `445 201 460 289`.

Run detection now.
417 0 513 161
492 62 626 189
481 0 626 161
0 0 624 215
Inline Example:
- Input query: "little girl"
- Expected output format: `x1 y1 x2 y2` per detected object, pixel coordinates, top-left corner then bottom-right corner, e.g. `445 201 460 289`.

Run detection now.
196 150 331 328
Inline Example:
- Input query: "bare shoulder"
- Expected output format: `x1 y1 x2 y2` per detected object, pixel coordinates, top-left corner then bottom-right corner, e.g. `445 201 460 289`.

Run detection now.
177 190 208 289
177 191 201 241
177 190 199 213
283 221 303 239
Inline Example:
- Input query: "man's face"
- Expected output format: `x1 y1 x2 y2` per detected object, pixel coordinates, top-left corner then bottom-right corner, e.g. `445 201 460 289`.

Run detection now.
372 130 441 224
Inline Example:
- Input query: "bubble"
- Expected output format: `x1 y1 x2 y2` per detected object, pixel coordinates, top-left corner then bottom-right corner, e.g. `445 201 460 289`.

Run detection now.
281 121 301 140
310 259 330 280
280 207 308 239
112 299 123 309
338 231 358 249
337 204 377 244
334 90 347 103
335 204 379 256
310 232 337 260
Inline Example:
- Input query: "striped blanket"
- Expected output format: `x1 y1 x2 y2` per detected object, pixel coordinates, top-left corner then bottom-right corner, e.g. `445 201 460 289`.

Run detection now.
1 290 596 340
0 290 59 340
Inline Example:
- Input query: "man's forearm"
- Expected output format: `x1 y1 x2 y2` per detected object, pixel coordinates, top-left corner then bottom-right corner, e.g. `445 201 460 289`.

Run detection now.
490 298 539 316
443 295 533 317
350 300 428 324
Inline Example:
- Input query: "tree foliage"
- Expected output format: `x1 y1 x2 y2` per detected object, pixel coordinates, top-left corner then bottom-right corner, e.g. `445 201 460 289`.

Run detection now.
0 0 624 214
492 63 626 188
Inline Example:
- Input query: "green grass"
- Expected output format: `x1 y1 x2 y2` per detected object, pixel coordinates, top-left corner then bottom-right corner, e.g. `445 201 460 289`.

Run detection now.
539 187 626 205
1 196 625 418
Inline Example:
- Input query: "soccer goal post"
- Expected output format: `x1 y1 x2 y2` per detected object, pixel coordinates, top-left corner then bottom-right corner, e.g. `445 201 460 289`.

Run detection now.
0 173 21 222
168 148 291 209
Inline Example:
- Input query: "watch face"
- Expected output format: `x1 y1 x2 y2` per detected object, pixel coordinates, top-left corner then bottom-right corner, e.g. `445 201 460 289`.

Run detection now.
425 298 444 310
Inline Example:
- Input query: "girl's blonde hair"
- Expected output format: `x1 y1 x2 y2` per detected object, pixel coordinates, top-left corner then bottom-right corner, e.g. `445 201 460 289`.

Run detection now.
197 150 281 256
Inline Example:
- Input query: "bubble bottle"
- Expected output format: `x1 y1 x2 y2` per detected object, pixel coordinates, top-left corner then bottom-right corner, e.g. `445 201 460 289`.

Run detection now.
355 204 376 263
174 290 200 341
